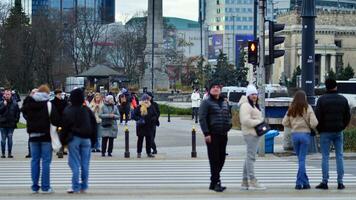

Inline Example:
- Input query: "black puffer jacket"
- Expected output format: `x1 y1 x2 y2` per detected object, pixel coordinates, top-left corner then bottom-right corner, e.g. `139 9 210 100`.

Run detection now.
315 91 351 133
199 96 232 136
0 100 20 128
21 96 61 142
133 104 158 136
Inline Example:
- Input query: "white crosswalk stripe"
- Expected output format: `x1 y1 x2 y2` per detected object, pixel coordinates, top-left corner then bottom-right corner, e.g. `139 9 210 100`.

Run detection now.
0 159 355 188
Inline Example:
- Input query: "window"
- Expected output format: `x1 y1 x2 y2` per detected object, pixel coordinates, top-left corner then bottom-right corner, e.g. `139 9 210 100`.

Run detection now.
217 8 221 13
315 40 318 44
225 8 229 13
226 0 230 3
225 25 230 30
217 0 220 5
216 17 221 22
335 40 342 48
216 25 220 30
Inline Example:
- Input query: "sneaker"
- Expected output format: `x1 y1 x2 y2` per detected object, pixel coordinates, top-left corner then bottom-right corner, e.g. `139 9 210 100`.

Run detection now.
137 153 141 158
152 150 157 155
211 182 226 192
147 154 155 158
96 149 101 153
101 154 105 157
315 182 328 190
7 155 13 158
249 179 266 190
295 185 303 190
42 188 54 194
1 155 5 158
303 184 311 190
337 183 345 190
31 190 39 194
241 179 249 190
63 151 68 155
91 149 96 153
108 153 112 157
25 154 31 158
67 189 79 194
57 154 63 159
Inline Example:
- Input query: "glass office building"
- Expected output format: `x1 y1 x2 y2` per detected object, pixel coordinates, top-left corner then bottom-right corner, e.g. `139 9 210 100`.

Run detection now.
13 0 114 24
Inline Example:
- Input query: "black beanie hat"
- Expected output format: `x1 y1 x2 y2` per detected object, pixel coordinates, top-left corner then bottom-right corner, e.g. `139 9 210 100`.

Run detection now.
70 88 84 106
209 81 222 91
325 78 337 91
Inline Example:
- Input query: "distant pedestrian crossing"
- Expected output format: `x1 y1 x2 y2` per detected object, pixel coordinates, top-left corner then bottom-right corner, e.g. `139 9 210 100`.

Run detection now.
0 159 355 188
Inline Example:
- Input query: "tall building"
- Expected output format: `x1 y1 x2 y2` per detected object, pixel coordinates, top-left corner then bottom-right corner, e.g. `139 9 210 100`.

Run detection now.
202 0 273 66
274 0 356 15
11 0 115 24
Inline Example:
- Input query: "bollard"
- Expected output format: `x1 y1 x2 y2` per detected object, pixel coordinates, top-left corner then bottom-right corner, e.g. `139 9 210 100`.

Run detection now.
168 106 171 122
191 126 197 158
124 126 130 158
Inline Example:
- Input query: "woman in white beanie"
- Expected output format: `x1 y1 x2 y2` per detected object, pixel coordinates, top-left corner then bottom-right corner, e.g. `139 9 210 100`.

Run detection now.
238 84 266 190
99 95 120 157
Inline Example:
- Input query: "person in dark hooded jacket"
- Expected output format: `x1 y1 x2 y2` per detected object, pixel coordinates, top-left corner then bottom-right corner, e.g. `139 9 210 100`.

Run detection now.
62 88 97 193
21 84 61 194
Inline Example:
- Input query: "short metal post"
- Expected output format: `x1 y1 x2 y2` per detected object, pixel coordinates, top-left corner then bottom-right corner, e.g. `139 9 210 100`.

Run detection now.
124 126 130 158
168 106 171 122
191 127 197 158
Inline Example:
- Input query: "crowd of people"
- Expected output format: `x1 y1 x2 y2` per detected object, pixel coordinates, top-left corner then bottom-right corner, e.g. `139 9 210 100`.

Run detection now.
0 78 352 194
199 79 350 192
0 85 161 193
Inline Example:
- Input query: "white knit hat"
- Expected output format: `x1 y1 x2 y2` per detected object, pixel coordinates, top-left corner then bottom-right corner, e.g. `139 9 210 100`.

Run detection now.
246 84 258 97
105 95 114 102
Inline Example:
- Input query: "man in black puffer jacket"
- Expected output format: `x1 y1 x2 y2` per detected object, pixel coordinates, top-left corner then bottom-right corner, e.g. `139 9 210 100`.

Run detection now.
199 82 232 192
315 78 351 190
62 88 97 193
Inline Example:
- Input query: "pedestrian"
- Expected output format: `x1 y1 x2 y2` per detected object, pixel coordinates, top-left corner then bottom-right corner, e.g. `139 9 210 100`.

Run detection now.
51 89 68 158
199 82 232 192
203 87 209 100
238 84 266 190
146 92 160 155
89 93 103 152
191 88 201 121
282 90 318 190
61 88 97 194
131 92 139 110
21 84 61 194
99 95 120 157
21 88 39 158
0 88 20 158
118 92 131 125
314 78 351 190
133 94 158 158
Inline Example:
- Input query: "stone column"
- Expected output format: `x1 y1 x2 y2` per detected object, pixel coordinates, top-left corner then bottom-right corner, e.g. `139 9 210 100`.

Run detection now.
142 0 170 91
320 54 326 83
330 54 336 72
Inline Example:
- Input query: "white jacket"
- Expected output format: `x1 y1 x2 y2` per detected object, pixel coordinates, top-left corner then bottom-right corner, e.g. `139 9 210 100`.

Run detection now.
191 92 201 108
238 96 264 136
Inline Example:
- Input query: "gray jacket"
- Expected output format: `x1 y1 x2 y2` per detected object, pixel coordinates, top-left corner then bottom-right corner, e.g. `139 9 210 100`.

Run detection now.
99 103 120 138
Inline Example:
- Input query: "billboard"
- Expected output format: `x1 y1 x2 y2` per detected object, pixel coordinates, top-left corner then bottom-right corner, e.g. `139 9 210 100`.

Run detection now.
235 34 254 68
208 34 223 60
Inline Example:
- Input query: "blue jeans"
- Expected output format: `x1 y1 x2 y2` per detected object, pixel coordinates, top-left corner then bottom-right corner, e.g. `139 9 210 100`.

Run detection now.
292 133 310 186
30 141 52 192
68 136 91 192
320 132 344 184
1 128 14 155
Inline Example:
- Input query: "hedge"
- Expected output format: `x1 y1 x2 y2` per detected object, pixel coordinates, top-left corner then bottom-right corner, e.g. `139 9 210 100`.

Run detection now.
159 104 192 115
344 128 356 152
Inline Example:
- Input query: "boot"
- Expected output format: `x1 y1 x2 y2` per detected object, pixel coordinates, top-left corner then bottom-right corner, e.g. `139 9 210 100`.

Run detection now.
241 179 249 190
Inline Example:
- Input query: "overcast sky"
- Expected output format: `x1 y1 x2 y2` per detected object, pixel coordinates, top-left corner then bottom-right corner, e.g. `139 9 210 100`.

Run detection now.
116 0 199 23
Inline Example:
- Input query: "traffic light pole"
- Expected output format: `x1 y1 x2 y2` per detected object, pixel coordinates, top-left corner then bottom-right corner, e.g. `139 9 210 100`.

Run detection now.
257 0 266 157
301 0 316 105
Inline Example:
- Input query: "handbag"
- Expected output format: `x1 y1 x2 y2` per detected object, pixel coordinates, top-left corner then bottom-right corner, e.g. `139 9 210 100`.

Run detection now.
101 119 113 128
255 121 271 137
302 114 318 136
47 102 62 152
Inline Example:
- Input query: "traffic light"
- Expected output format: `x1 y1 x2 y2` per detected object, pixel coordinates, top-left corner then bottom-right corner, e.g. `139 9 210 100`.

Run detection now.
248 40 258 65
267 20 285 65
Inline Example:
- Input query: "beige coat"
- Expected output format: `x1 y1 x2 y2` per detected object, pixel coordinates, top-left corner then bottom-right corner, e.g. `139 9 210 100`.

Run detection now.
89 101 103 124
282 105 318 133
238 96 264 136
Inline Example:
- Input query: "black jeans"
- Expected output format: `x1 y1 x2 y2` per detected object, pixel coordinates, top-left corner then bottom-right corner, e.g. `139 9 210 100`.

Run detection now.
102 137 114 155
137 134 152 154
192 107 199 121
151 126 157 153
206 134 228 185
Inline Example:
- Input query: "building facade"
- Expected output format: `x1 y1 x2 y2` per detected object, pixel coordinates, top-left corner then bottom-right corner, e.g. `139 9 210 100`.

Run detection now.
274 10 356 85
11 0 115 23
202 0 273 65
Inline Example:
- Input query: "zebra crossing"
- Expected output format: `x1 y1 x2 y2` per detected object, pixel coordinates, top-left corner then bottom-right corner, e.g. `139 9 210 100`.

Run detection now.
0 159 356 189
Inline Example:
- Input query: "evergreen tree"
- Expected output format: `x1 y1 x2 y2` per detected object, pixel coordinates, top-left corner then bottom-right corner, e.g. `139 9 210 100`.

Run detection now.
0 0 32 91
211 50 241 86
326 69 337 80
291 66 301 87
341 63 355 80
